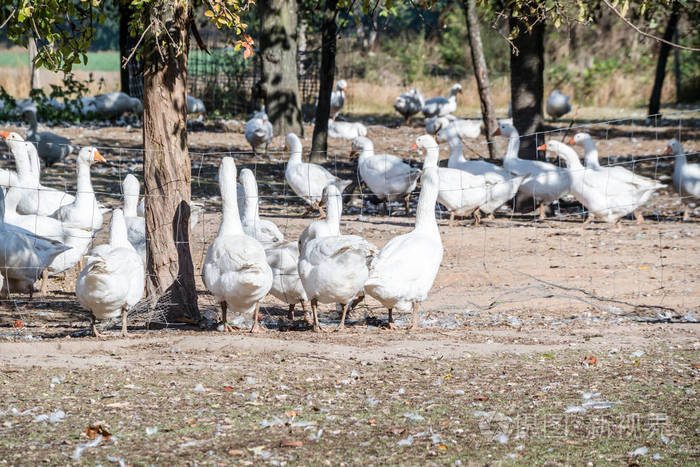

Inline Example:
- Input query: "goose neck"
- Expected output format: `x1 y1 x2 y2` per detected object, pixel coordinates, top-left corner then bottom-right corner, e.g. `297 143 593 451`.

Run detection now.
10 141 32 184
74 159 95 210
582 140 600 168
241 186 259 226
219 174 243 236
503 133 520 162
358 145 373 164
109 212 132 249
447 136 465 165
414 167 440 236
324 195 342 235
123 193 139 217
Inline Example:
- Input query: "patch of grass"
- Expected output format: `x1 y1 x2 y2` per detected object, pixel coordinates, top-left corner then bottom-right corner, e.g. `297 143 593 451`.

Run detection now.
0 51 120 72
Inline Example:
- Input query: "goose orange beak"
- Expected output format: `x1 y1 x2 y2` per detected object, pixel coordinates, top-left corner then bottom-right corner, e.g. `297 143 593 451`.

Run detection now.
93 150 106 162
568 137 576 145
0 131 9 139
664 146 672 155
411 142 418 150
537 143 547 151
491 128 501 137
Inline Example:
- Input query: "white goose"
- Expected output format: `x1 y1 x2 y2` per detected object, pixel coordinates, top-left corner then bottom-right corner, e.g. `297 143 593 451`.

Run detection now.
351 136 421 214
49 147 105 231
239 168 285 247
203 157 273 333
394 88 424 124
570 132 665 223
422 84 462 118
0 130 22 189
429 116 481 141
297 184 377 331
539 140 661 227
18 138 77 216
76 209 145 337
187 95 206 114
298 184 343 255
667 139 700 220
546 90 572 120
265 241 308 320
494 122 570 219
330 80 347 119
121 174 146 262
328 119 367 140
0 187 70 297
364 135 443 329
284 133 351 216
434 125 528 220
244 108 273 156
94 92 142 117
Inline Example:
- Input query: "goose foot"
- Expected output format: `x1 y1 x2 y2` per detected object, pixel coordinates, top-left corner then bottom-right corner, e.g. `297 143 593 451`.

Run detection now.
311 299 325 333
473 210 481 227
538 204 546 220
634 210 644 225
288 304 295 320
683 206 690 221
487 212 495 221
449 212 455 227
91 315 104 338
583 213 593 225
614 219 623 230
336 303 349 331
404 194 411 214
39 269 48 297
387 309 397 330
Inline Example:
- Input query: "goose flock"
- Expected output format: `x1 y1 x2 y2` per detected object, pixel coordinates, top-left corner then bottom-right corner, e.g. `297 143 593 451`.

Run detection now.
0 82 697 337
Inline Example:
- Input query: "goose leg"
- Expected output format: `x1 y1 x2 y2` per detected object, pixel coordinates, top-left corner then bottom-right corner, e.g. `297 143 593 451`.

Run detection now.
220 301 233 332
40 269 48 297
487 212 495 221
317 204 326 218
91 315 103 338
387 308 397 330
634 210 644 225
583 213 593 225
449 212 455 227
409 302 420 331
614 219 623 230
336 303 349 331
300 301 312 325
288 303 295 320
121 307 128 337
404 194 411 214
538 203 546 220
250 303 262 333
473 209 481 227
311 298 324 333
683 206 690 221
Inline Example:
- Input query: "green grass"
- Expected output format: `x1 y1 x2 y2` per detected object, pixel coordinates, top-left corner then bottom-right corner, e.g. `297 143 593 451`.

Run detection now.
0 51 120 72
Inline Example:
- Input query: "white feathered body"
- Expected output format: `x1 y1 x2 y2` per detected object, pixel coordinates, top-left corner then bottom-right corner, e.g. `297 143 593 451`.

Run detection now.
394 89 424 121
328 120 367 140
245 117 273 152
359 153 421 203
266 241 307 305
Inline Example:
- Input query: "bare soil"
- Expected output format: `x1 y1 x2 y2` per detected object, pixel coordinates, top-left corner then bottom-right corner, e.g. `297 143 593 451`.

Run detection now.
0 114 698 464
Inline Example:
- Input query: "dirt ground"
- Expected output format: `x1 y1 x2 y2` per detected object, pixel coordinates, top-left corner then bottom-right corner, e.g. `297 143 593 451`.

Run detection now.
0 112 698 464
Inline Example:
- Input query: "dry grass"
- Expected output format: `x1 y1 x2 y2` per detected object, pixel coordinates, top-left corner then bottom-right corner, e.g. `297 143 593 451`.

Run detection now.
0 67 119 100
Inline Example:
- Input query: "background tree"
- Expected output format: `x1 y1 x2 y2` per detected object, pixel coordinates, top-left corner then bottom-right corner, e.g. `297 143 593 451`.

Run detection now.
260 0 304 135
1 0 253 323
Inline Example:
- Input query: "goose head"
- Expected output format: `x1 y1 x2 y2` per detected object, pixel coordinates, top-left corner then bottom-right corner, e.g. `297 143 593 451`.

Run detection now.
122 174 140 216
449 84 463 96
0 130 25 145
537 141 580 167
284 133 302 153
569 132 592 147
491 121 517 138
350 136 372 157
78 147 106 166
665 139 683 156
336 80 348 92
413 134 439 169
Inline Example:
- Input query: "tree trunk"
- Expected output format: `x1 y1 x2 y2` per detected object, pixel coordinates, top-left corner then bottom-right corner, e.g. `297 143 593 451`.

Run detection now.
648 1 681 115
673 27 681 103
260 0 303 136
462 0 498 159
118 0 131 95
28 36 40 90
310 0 338 163
142 1 199 323
509 15 545 160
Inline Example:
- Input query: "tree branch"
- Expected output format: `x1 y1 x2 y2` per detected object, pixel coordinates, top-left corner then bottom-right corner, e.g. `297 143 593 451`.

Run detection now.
0 8 16 30
602 0 700 52
122 21 153 69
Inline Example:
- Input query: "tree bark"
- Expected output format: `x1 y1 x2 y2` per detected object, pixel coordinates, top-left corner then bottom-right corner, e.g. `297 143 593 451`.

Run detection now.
28 36 40 90
648 1 681 116
118 0 132 95
673 27 681 103
509 15 545 160
142 1 199 323
462 0 498 159
260 0 303 136
310 0 338 163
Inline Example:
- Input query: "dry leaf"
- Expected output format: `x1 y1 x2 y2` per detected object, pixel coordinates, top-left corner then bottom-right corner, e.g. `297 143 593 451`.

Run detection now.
13 320 23 328
474 395 489 401
583 355 597 366
280 440 303 448
85 424 111 440
223 386 233 391
228 449 244 456
386 427 405 435
368 419 376 426
284 410 297 418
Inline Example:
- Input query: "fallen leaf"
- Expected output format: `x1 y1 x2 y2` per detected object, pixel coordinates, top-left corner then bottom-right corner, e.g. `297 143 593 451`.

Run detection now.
13 320 23 328
280 440 303 448
227 449 244 456
368 419 376 426
583 355 597 366
284 410 297 418
639 266 650 270
223 386 233 391
386 427 405 435
438 443 447 450
474 395 489 401
85 425 111 440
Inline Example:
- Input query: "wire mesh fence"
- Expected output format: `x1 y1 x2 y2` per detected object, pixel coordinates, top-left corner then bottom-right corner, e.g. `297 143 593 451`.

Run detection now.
0 109 698 337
